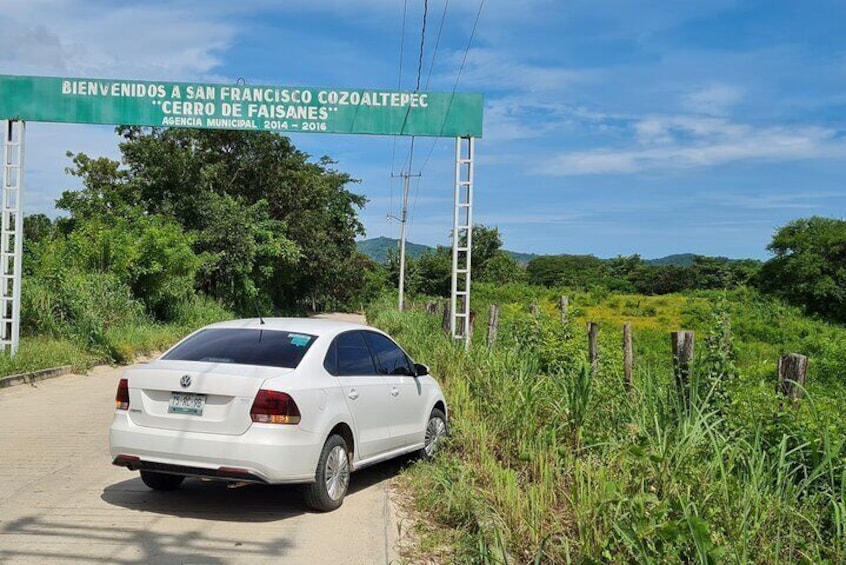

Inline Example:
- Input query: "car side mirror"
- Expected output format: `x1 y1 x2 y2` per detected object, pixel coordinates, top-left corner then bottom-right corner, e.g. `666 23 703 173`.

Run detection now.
414 363 429 377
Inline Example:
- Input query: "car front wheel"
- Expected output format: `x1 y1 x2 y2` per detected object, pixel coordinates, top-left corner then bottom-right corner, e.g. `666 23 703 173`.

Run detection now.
140 470 185 491
420 408 447 459
304 434 350 512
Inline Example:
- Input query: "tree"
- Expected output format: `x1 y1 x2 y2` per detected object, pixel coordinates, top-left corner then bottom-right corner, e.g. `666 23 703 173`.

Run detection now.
478 251 526 284
415 249 452 296
629 265 695 295
527 254 607 289
467 224 503 282
757 216 846 321
60 127 366 314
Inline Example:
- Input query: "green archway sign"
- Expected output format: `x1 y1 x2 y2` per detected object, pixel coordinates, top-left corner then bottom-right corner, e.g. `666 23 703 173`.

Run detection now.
0 74 481 355
0 75 483 137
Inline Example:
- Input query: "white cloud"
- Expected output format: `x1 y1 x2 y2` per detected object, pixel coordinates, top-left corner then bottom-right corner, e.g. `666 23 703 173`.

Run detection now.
440 48 595 93
696 191 842 211
541 115 844 175
1 1 235 80
477 211 585 225
682 84 743 115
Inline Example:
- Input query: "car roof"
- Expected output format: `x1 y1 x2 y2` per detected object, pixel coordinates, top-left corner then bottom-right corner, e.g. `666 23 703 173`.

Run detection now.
201 317 373 337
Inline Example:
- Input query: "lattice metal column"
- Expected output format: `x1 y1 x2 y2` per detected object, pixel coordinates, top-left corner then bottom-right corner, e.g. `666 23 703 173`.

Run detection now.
1 120 24 355
450 136 474 349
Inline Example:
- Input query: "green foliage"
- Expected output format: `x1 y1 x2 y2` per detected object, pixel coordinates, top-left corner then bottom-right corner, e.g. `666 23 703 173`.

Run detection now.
28 214 199 321
388 225 528 298
0 336 98 375
699 296 740 408
757 216 846 322
8 125 376 372
415 249 452 296
61 127 368 314
375 286 846 564
465 224 504 283
478 251 527 285
526 253 760 296
527 254 607 289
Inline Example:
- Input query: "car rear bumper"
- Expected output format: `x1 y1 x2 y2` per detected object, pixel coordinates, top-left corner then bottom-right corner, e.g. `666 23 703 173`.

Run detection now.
109 412 321 483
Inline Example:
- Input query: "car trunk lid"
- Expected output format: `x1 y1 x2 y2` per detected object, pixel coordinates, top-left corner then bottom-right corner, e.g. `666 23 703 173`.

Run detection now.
125 360 294 435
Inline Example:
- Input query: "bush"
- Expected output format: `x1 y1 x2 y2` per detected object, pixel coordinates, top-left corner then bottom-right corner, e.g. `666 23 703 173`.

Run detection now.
379 285 846 563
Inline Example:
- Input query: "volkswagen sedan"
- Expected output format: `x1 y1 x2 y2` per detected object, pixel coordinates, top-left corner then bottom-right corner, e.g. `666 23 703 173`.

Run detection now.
109 318 447 511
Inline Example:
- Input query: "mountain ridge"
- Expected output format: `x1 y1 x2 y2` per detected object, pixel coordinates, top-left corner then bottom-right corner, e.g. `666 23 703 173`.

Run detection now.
355 238 735 267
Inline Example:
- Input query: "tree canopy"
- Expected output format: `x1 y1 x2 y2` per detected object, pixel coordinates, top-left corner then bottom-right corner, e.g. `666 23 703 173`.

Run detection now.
757 216 846 322
51 127 371 316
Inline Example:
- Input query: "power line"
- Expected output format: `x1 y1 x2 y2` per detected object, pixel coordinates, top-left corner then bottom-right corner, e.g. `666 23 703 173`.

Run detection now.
408 170 424 236
395 0 429 310
389 0 410 238
398 0 429 174
415 0 429 91
417 0 484 176
424 0 449 91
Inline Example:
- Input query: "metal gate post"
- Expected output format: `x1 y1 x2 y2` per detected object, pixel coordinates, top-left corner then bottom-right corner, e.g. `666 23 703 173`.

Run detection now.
450 136 474 349
1 120 24 356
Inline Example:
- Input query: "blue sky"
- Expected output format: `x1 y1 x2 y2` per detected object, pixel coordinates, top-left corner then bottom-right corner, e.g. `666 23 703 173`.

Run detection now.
3 0 845 259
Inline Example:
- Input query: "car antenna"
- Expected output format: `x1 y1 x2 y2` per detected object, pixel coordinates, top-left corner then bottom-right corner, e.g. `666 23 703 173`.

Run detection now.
254 300 265 325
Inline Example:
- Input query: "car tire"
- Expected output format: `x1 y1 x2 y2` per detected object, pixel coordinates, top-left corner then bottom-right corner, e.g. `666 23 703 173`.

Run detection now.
304 434 350 512
419 408 448 460
140 471 185 491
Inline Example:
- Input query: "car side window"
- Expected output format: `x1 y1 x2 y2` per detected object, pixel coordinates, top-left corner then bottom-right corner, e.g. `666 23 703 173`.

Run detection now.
365 332 415 376
334 331 377 376
323 340 337 375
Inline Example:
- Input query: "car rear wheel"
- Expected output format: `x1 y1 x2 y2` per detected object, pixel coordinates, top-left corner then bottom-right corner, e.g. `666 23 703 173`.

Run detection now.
420 408 447 459
140 470 185 491
304 434 350 512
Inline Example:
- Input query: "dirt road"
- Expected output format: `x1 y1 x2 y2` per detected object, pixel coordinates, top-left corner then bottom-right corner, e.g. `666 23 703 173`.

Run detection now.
0 314 407 564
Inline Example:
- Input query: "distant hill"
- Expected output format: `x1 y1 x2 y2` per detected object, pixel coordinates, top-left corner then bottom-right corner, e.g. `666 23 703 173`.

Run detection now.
357 237 539 266
506 251 539 266
356 237 433 264
357 238 743 268
644 253 744 267
644 253 698 267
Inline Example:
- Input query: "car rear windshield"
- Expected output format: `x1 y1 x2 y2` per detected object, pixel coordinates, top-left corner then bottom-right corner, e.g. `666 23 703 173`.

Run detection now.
162 328 316 369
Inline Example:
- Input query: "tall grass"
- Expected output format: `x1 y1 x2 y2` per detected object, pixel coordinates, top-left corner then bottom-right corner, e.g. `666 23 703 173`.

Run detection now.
0 277 234 377
373 291 846 563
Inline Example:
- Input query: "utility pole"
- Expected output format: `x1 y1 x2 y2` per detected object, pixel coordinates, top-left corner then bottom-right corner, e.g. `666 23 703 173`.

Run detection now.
391 171 421 311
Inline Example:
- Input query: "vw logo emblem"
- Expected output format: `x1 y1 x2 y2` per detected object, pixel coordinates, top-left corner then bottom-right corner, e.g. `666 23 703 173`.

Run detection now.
180 375 192 388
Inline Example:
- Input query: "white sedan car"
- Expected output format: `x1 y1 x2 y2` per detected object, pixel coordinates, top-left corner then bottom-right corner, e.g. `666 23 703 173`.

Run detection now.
109 318 447 511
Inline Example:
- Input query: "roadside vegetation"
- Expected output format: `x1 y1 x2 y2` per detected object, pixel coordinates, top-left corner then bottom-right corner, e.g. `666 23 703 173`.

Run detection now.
6 127 382 376
365 217 846 562
8 126 846 563
371 286 846 563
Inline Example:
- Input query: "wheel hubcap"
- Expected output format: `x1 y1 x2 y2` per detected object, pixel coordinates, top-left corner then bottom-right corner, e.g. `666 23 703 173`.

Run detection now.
424 417 447 457
324 445 350 501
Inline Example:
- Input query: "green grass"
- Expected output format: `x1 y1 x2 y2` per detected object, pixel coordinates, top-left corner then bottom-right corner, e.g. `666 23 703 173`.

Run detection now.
0 336 99 376
1 294 234 377
373 288 846 563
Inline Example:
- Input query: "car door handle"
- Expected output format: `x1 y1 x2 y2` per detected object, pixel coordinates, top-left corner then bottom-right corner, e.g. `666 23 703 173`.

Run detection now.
347 389 359 400
390 387 399 397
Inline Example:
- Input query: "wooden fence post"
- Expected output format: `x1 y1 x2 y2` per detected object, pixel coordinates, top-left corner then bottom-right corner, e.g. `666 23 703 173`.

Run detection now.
425 301 438 315
777 353 808 408
588 322 599 374
560 296 569 324
442 300 451 334
671 331 695 406
530 303 539 316
623 322 633 390
487 304 500 347
468 311 476 342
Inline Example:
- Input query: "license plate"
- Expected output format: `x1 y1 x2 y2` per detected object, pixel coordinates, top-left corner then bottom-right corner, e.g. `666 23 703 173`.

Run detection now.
168 392 206 416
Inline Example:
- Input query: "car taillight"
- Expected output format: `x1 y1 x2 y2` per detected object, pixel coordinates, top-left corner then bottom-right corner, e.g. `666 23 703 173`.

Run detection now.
250 390 301 425
115 378 129 410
